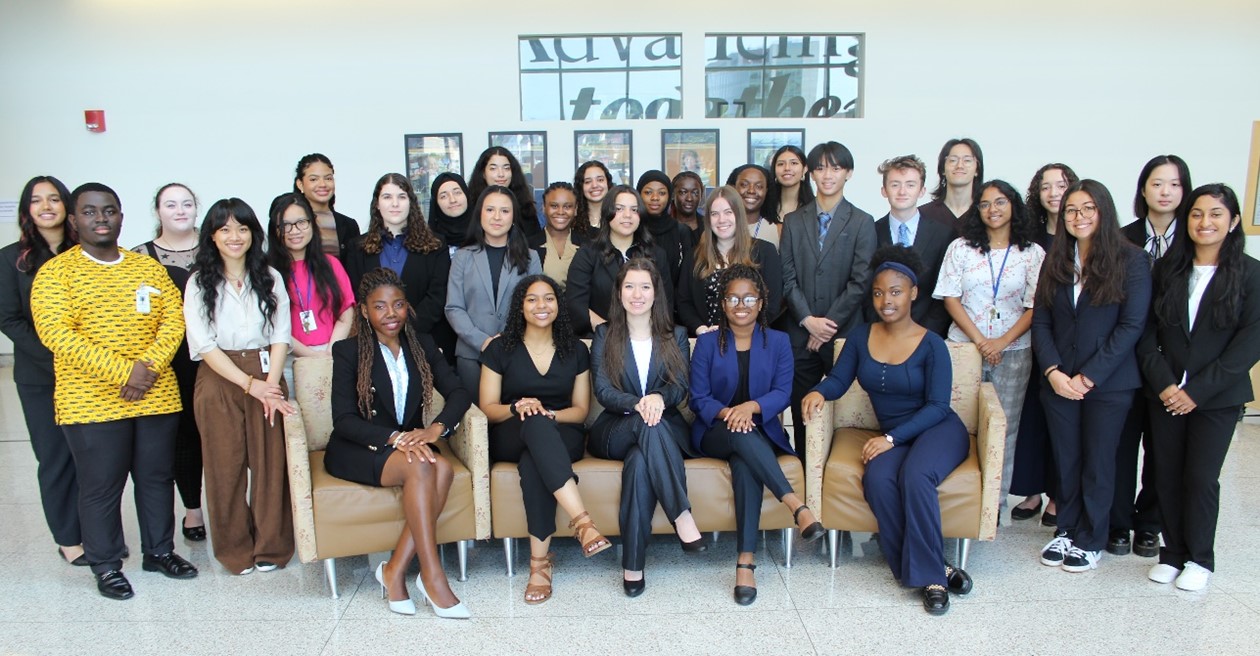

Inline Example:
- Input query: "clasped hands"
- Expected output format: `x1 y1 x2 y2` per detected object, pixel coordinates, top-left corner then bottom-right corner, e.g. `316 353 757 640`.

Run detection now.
245 376 295 425
1159 385 1197 416
389 425 443 464
973 337 1009 366
635 393 666 426
1048 370 1093 401
514 397 556 421
718 401 759 433
803 316 838 352
120 359 158 401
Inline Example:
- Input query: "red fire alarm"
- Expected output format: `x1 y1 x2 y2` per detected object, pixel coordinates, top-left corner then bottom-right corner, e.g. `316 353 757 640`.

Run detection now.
85 110 106 133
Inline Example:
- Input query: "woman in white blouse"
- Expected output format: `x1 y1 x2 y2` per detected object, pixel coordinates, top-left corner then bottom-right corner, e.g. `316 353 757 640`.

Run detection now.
184 198 296 575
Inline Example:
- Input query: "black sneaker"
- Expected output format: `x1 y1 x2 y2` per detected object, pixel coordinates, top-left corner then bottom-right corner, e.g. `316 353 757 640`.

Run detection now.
1062 546 1101 572
1040 532 1071 566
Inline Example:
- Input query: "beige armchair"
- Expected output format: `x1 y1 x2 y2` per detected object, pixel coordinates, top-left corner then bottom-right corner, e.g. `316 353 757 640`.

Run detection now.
804 339 1005 570
283 355 490 598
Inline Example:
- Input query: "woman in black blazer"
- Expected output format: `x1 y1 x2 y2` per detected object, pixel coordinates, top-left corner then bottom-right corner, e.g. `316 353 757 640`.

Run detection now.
293 153 360 263
1137 184 1260 591
589 258 703 597
325 268 472 619
1032 179 1151 574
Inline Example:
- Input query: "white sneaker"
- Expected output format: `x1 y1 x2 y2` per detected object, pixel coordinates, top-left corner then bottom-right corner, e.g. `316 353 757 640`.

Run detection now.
1175 562 1211 591
1061 546 1101 572
1148 563 1181 584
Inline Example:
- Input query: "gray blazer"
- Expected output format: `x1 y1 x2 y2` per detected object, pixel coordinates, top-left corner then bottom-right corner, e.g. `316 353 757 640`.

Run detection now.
780 197 876 340
444 245 541 359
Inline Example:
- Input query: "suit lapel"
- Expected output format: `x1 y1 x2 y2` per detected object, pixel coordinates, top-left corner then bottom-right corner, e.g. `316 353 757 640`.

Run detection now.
627 342 646 397
820 201 851 257
1186 271 1220 338
400 346 424 426
369 344 398 424
474 249 495 310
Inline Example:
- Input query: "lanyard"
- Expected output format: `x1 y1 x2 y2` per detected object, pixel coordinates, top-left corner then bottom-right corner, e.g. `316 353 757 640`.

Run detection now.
293 265 314 312
987 245 1012 321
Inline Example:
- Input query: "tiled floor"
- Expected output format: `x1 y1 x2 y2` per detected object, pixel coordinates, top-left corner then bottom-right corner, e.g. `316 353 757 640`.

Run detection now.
2 366 1259 655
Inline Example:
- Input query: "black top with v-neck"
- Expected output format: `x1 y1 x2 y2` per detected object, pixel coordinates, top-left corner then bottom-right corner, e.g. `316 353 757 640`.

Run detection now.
480 337 590 410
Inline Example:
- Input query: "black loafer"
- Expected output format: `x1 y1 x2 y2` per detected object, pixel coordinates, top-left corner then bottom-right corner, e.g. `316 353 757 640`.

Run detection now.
1040 511 1058 528
182 520 207 542
142 552 199 579
922 585 950 615
96 570 134 600
1133 531 1160 557
793 505 825 543
1106 530 1131 556
623 576 645 598
58 548 89 567
1011 499 1043 521
945 565 973 595
733 563 757 606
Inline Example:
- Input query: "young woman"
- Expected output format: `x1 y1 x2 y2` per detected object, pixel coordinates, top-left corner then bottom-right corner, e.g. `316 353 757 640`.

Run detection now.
765 145 814 224
803 246 973 616
0 175 82 564
481 275 610 604
726 165 778 249
677 186 782 335
566 185 673 337
325 268 472 618
1024 163 1079 251
933 180 1044 518
530 181 585 288
184 198 296 575
293 153 360 262
1137 184 1260 591
573 160 612 240
637 170 692 284
427 172 472 257
345 173 453 363
132 182 206 541
1032 180 1151 574
589 259 701 597
691 265 823 606
466 147 542 241
670 171 704 236
445 186 541 394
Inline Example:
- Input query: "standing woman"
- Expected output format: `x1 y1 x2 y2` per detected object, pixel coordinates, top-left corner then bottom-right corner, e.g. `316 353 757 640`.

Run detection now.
677 186 782 335
293 153 360 263
133 182 207 541
933 180 1044 517
691 265 822 606
530 181 585 288
0 175 82 564
325 268 472 618
1024 164 1079 251
481 275 611 604
637 170 692 284
589 259 702 597
428 172 473 257
765 145 814 224
184 198 296 575
574 160 612 241
1032 180 1150 574
1138 184 1260 591
566 185 673 337
466 146 542 241
445 186 541 394
726 165 779 249
670 171 704 235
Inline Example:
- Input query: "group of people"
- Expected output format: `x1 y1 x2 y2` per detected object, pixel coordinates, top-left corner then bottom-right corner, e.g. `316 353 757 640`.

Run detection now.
4 139 1256 618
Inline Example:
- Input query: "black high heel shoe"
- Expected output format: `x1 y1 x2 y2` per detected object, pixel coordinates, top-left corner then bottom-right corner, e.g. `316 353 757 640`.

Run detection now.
793 505 825 542
733 563 757 606
623 574 645 597
678 534 707 553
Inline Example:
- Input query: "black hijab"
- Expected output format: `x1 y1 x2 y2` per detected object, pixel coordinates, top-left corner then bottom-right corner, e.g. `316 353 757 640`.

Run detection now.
428 172 472 249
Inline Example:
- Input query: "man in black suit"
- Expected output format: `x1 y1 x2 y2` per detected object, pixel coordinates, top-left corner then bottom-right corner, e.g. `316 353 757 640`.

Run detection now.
866 155 953 335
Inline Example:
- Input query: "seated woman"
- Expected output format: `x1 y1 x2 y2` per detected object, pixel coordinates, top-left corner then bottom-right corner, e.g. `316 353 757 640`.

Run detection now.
324 268 472 619
480 274 611 605
690 265 823 607
589 258 702 598
803 246 972 616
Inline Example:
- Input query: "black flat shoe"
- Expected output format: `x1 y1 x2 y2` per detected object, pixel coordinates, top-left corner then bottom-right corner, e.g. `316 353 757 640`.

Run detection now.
182 519 207 542
1133 531 1160 557
58 548 88 567
1011 499 1043 521
1040 510 1058 528
96 570 134 600
945 565 972 595
122 545 130 559
733 563 757 606
793 505 825 543
922 584 949 615
1106 530 1131 556
142 552 199 579
623 575 645 598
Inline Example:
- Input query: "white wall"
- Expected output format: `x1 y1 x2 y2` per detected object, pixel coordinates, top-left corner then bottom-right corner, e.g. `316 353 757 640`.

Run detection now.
2 0 1259 354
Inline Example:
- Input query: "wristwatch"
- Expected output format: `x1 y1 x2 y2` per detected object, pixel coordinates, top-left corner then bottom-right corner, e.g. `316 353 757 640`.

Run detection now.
884 434 894 445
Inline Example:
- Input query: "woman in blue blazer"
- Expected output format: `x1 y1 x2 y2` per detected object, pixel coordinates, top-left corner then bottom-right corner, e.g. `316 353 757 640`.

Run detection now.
589 258 702 597
689 264 822 606
1032 179 1151 574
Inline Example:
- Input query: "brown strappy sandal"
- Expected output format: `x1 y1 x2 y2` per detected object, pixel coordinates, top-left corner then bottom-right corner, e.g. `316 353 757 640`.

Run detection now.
568 511 613 557
524 552 553 605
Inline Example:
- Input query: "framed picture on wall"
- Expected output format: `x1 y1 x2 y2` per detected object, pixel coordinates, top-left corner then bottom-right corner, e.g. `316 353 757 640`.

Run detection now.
575 130 633 187
404 133 463 211
1245 121 1260 235
489 131 548 190
747 129 806 170
662 129 719 188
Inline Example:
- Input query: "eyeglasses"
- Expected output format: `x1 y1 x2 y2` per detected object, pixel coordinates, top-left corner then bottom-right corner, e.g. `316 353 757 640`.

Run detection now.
976 198 1009 212
945 156 976 167
1063 204 1098 220
724 295 761 308
281 218 312 233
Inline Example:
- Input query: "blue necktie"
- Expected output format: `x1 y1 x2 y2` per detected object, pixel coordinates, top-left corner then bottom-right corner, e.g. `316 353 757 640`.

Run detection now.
818 212 831 250
898 222 911 247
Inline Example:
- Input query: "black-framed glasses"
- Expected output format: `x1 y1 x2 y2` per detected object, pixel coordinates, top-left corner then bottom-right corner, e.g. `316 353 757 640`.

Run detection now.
724 295 761 308
1063 204 1098 220
281 218 312 234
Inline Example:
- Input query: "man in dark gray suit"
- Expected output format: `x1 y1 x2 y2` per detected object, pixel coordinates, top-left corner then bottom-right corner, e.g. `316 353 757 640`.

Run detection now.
780 141 876 453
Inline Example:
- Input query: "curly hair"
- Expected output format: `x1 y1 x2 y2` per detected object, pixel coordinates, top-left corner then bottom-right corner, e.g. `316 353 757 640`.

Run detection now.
960 180 1036 253
715 264 771 355
360 173 443 255
574 160 613 241
14 175 75 274
1024 163 1079 232
1152 183 1245 331
602 258 689 392
466 147 538 234
498 274 577 360
352 267 433 421
764 145 814 222
1037 180 1135 308
191 198 278 327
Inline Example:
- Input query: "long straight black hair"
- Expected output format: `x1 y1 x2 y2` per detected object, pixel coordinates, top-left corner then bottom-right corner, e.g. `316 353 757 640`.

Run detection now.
1151 183 1246 330
466 186 533 275
266 192 344 317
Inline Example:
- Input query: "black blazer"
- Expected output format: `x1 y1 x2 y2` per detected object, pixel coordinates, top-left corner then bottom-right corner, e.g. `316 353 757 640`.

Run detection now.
644 214 695 286
1137 255 1260 410
567 242 675 336
1032 246 1151 392
1121 219 1146 249
866 214 953 335
676 239 782 334
343 235 450 336
332 211 361 264
589 324 694 454
324 333 471 486
0 242 54 385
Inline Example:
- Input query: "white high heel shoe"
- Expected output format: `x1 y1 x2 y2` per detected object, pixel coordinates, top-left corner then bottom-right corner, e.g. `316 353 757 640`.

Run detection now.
416 573 471 619
375 562 416 616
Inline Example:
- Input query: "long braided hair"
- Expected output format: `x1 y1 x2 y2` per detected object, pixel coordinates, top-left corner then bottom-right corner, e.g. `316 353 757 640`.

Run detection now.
353 267 434 422
715 264 771 355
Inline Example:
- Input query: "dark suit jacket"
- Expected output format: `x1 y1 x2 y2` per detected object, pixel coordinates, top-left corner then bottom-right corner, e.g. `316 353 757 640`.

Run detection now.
1137 255 1260 410
0 242 55 385
780 198 877 344
324 333 471 486
1032 247 1151 392
866 214 953 335
688 325 794 454
1121 219 1147 249
332 211 361 264
589 324 694 453
676 239 782 334
344 236 451 334
566 242 674 337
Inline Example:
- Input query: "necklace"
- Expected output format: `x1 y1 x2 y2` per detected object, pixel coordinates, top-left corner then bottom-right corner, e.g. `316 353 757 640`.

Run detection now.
225 271 246 290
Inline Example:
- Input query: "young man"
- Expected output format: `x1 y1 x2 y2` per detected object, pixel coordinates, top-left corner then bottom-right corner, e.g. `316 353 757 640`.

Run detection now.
780 141 877 453
32 183 197 600
920 138 984 234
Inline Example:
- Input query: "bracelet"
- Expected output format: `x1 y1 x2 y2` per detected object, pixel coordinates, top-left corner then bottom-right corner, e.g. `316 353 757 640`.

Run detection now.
243 377 254 395
1043 365 1059 379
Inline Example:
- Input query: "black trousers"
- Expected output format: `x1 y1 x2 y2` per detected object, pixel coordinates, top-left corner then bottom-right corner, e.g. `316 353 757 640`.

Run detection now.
700 423 793 553
1148 403 1238 571
787 328 836 457
1041 388 1133 552
1110 393 1159 533
62 413 178 574
1010 370 1058 499
172 364 203 511
17 383 81 547
588 412 692 571
489 415 585 541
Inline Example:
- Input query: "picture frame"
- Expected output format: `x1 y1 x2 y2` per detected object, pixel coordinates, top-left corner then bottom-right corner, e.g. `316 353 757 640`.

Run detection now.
1244 121 1260 235
747 129 806 170
661 129 719 188
489 131 548 190
574 130 634 187
404 133 464 212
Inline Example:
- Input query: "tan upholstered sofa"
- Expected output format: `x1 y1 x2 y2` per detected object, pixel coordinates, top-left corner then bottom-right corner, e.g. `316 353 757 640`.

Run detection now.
489 339 806 574
804 339 1005 569
283 355 490 597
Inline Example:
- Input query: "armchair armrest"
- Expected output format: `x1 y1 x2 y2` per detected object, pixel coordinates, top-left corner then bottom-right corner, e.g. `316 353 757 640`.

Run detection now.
282 399 320 563
447 404 490 540
974 381 1007 541
804 401 836 524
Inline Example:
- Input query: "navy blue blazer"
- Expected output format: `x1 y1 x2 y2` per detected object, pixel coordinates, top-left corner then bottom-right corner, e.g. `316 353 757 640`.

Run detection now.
688 325 794 454
1031 246 1151 392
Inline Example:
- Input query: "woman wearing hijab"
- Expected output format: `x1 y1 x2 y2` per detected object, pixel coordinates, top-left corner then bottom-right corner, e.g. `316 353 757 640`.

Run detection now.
636 170 692 285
